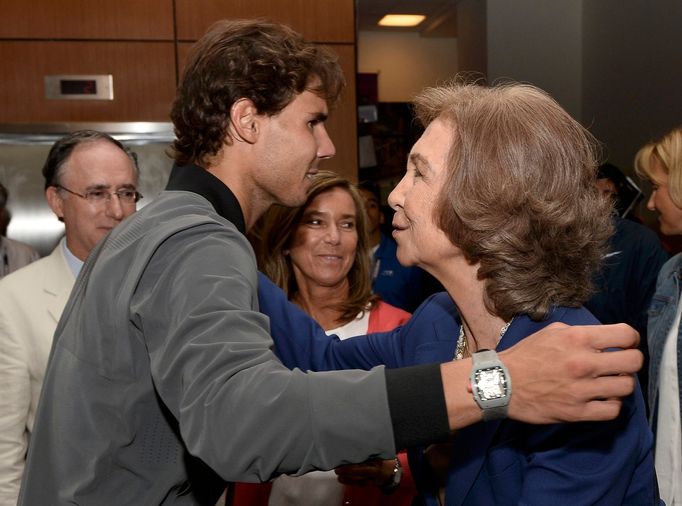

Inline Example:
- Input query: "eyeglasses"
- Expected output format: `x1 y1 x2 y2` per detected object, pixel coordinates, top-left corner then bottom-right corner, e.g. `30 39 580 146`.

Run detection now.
56 185 143 205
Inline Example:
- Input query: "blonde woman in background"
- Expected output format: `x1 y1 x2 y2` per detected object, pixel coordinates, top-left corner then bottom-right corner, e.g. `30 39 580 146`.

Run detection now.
635 125 682 506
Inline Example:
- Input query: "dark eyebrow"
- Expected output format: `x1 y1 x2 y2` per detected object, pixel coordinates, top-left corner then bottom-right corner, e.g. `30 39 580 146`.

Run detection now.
302 210 356 220
310 112 328 123
84 184 111 191
302 209 324 219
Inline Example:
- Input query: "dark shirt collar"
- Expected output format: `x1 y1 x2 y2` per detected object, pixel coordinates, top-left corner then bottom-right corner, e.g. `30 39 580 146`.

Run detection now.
165 163 246 235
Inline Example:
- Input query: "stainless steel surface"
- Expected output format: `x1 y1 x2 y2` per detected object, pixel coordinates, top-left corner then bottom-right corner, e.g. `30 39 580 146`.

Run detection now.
0 122 175 144
44 74 114 101
0 123 175 257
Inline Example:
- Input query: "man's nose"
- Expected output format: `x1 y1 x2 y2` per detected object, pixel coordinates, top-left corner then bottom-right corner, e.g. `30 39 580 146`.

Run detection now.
316 125 336 160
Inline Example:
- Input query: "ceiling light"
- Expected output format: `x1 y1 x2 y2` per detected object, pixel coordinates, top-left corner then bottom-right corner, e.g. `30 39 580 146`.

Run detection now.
378 14 426 27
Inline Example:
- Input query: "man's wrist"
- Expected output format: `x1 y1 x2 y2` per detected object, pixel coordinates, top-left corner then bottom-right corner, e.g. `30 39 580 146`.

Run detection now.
381 457 402 494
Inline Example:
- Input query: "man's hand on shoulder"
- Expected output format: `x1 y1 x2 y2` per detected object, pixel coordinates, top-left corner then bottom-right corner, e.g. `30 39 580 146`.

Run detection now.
440 323 642 429
501 322 642 424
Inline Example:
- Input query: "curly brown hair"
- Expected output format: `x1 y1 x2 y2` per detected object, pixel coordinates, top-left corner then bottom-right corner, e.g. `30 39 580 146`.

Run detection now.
170 19 345 167
253 171 378 324
413 80 613 321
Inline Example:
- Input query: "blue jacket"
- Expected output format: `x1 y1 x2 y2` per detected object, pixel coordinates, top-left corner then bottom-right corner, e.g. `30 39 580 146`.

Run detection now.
647 252 682 432
258 273 659 505
585 216 669 405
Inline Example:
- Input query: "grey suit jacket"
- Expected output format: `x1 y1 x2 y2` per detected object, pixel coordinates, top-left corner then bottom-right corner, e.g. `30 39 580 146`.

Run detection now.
0 238 74 505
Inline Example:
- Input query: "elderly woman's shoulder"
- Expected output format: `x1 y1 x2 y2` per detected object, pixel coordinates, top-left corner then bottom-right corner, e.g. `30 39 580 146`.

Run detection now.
411 292 458 318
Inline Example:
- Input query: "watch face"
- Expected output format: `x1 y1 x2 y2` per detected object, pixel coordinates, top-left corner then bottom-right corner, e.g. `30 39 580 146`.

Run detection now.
474 367 507 400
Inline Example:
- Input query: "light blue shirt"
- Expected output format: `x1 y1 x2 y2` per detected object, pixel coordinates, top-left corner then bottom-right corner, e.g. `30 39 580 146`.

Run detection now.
62 240 84 278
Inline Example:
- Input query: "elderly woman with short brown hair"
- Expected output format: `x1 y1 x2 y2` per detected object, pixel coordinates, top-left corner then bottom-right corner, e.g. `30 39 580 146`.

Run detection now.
258 79 660 505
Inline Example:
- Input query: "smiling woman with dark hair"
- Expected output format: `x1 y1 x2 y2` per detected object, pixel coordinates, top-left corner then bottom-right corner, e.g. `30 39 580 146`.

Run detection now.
259 79 660 505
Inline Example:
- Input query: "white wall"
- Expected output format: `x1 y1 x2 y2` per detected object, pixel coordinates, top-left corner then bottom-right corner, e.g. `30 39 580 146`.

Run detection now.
486 0 583 121
357 31 458 102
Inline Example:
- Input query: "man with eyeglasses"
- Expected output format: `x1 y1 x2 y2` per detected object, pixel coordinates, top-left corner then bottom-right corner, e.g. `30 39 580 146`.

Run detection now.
0 130 140 505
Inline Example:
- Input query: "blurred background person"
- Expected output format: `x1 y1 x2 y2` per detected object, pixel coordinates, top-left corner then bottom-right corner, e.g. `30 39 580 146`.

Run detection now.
634 125 682 506
358 179 437 312
0 182 39 277
594 161 642 220
241 170 415 506
585 162 669 407
0 130 140 506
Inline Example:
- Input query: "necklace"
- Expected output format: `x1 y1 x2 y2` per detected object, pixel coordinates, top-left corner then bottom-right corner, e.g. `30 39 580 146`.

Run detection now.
454 317 514 360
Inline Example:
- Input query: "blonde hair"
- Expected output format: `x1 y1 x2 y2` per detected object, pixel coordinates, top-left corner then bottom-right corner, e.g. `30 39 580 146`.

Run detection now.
634 126 682 207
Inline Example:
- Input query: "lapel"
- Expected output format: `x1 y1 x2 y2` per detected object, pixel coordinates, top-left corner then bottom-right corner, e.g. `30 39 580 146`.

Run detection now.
442 314 562 505
443 322 520 505
42 239 76 324
445 420 501 505
412 295 460 363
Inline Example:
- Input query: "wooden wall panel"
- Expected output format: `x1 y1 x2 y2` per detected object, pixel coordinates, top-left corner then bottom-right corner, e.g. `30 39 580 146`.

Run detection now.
0 41 176 122
177 42 357 181
0 0 357 180
175 0 354 43
324 45 358 181
0 0 174 40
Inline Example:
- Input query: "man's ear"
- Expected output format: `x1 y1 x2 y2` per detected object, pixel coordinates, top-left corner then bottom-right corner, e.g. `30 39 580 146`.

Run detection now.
45 186 64 221
229 98 261 144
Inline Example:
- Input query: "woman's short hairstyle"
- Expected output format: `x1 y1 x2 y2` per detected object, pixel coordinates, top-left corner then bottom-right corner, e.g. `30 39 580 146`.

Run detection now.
412 79 612 321
634 126 682 207
170 19 345 167
256 170 377 324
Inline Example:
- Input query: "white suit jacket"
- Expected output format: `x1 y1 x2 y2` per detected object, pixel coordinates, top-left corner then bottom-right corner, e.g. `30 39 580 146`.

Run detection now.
0 239 74 505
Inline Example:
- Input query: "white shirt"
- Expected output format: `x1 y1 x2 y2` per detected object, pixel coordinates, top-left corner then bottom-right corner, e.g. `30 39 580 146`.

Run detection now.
656 296 682 505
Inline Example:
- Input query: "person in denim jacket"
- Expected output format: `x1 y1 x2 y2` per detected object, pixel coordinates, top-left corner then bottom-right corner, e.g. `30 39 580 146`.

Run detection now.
635 125 682 506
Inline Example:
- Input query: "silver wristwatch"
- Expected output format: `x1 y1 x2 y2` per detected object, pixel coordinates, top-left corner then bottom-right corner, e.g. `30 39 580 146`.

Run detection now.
469 349 511 421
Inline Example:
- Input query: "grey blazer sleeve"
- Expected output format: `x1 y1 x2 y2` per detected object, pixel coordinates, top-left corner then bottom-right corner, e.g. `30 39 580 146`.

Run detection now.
134 224 397 481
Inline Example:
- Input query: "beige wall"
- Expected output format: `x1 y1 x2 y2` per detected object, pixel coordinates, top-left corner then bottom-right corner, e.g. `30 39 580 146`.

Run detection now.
357 31 458 102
